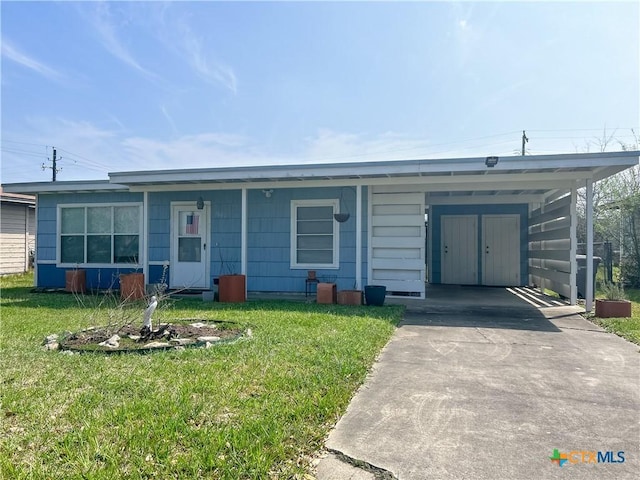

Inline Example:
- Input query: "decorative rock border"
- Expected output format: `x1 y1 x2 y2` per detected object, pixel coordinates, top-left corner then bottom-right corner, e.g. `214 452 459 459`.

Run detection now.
44 320 249 354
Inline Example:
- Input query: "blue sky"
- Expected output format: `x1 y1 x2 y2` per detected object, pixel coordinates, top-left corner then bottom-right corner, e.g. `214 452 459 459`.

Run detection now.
1 1 638 184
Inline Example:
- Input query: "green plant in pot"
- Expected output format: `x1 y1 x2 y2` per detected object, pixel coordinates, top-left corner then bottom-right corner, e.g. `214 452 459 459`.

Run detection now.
595 282 631 318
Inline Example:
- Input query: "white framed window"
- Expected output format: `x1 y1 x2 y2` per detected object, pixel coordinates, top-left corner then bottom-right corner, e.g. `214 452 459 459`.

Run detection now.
58 203 142 266
290 199 339 269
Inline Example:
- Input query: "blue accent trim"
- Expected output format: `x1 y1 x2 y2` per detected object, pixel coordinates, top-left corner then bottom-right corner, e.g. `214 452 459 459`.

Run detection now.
37 263 142 289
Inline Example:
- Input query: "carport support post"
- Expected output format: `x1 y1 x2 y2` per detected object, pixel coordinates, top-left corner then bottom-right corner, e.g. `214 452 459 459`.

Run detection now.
585 179 594 312
570 186 578 305
241 188 248 294
355 185 362 290
143 191 149 283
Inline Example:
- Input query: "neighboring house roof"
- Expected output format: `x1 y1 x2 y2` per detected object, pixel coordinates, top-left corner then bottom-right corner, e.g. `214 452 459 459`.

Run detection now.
0 187 35 207
1 180 128 194
3 151 639 202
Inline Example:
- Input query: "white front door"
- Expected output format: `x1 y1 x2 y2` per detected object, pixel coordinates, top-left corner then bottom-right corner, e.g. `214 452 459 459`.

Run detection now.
441 215 477 285
482 215 520 286
171 203 209 289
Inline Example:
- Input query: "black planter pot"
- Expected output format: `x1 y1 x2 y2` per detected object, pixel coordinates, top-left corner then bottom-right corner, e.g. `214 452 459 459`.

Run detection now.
365 285 387 306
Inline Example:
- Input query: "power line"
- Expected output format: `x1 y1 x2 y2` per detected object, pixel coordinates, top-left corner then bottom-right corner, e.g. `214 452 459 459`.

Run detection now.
1 139 50 148
0 147 49 158
56 148 110 170
528 127 639 133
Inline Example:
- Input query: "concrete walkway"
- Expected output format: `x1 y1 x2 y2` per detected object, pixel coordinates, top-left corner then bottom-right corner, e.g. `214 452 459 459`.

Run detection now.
317 286 640 479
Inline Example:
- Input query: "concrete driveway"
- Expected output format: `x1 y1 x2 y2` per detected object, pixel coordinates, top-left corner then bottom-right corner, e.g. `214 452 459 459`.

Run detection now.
317 286 640 480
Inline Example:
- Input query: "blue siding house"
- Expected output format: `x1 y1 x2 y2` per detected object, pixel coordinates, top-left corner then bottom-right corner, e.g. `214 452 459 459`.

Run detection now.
4 151 639 309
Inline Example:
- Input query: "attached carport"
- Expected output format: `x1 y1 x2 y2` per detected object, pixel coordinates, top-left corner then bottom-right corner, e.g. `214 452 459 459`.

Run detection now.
368 150 639 310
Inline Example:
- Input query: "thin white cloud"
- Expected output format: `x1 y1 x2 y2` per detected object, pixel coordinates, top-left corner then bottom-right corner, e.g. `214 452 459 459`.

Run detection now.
303 129 434 163
121 132 255 171
1 40 66 82
160 105 178 136
177 22 238 94
85 2 159 80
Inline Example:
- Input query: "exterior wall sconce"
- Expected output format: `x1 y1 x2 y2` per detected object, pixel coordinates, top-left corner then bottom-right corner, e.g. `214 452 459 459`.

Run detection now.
196 196 204 210
485 156 499 168
262 189 273 198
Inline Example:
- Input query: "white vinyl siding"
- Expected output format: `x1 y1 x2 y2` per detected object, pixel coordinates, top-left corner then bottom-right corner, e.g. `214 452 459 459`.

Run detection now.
290 199 339 269
369 191 426 297
58 204 142 267
0 203 35 274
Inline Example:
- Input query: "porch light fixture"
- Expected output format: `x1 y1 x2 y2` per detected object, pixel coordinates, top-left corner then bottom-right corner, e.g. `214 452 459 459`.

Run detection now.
262 189 273 198
485 156 499 168
196 196 204 210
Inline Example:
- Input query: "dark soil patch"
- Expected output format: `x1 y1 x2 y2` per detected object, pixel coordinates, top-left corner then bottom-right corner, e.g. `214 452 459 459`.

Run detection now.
60 320 245 353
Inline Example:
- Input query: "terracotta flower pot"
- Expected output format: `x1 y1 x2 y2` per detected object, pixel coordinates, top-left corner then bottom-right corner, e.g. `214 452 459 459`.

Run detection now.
120 273 145 301
337 290 363 306
317 283 337 304
595 299 632 318
219 274 246 303
65 270 86 294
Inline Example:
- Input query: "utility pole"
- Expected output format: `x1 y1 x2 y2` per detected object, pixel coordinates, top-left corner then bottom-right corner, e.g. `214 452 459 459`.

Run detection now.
521 130 529 156
42 147 61 181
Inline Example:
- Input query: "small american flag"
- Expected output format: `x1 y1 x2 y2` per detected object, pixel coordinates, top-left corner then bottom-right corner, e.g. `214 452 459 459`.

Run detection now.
186 214 199 235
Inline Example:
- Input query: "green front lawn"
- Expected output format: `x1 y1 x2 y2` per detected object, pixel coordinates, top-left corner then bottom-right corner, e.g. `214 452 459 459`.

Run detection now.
0 273 403 479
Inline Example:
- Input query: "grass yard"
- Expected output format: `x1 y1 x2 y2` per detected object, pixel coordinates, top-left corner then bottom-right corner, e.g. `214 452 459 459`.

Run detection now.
591 286 640 345
0 273 403 479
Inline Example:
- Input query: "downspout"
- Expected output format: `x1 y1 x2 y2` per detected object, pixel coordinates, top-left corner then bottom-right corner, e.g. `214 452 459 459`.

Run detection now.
355 185 362 290
585 179 594 312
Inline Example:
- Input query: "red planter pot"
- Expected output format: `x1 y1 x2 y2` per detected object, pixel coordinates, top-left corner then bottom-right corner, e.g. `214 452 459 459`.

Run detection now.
317 283 337 304
65 270 86 294
219 274 246 303
595 299 632 318
120 273 145 301
337 290 363 306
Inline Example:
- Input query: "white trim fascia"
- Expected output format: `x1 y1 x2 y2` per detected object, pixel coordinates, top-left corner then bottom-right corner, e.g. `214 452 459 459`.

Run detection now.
3 181 129 194
108 150 640 185
36 260 57 265
125 176 578 194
